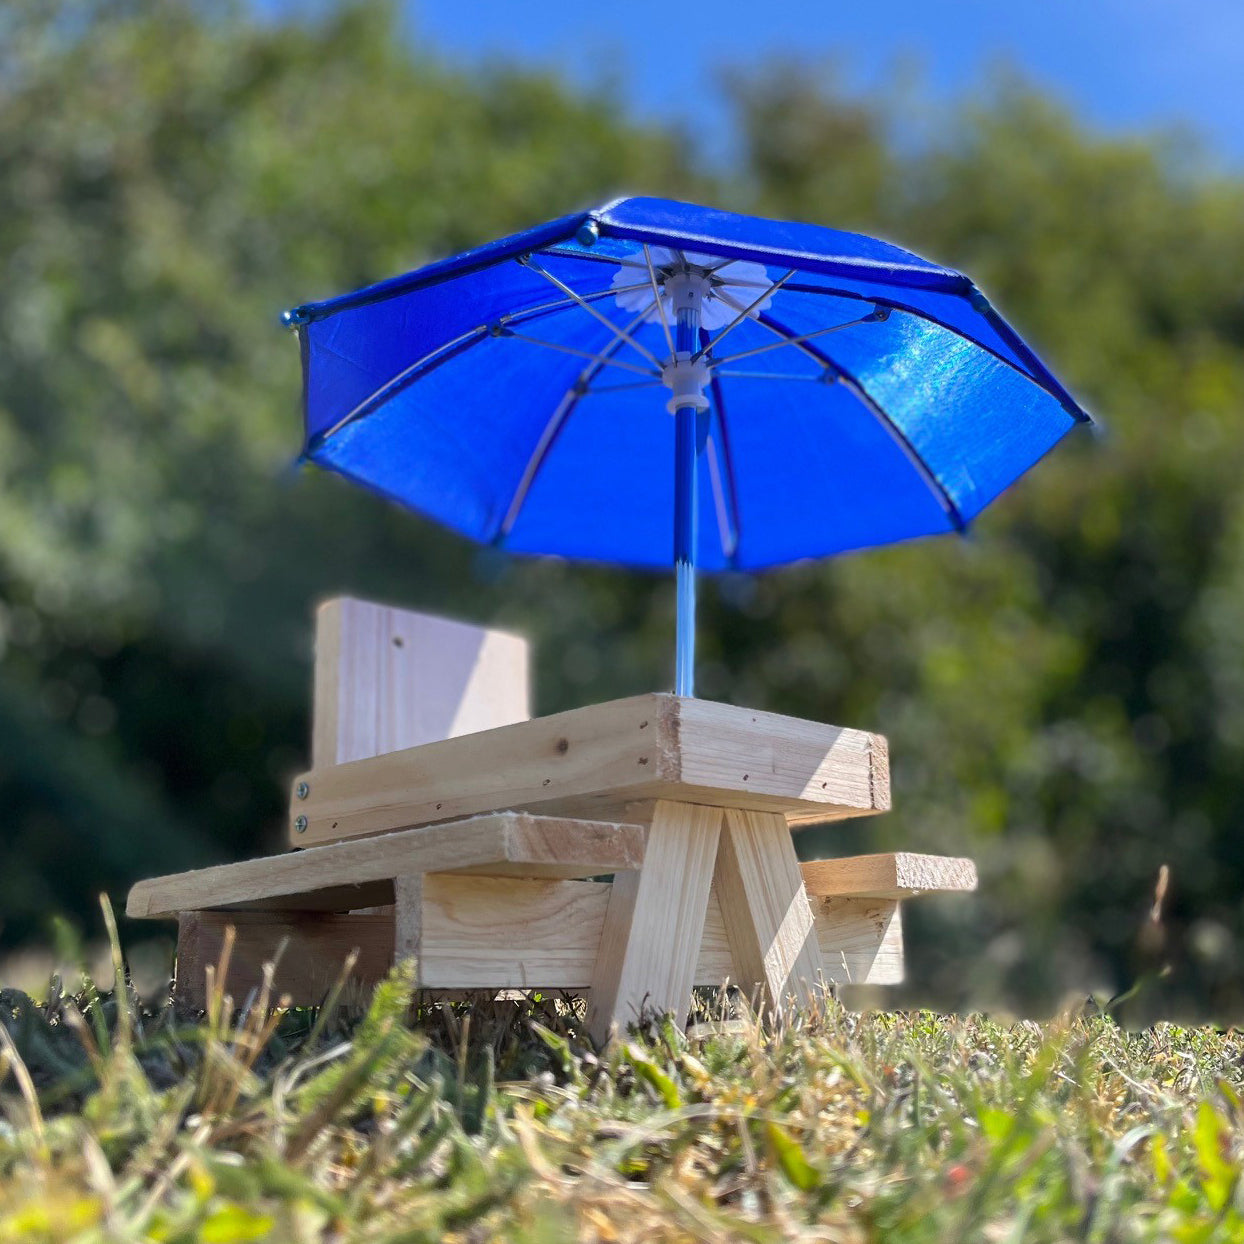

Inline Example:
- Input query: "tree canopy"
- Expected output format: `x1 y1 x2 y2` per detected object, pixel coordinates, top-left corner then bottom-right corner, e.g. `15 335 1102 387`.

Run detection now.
3 0 1244 1017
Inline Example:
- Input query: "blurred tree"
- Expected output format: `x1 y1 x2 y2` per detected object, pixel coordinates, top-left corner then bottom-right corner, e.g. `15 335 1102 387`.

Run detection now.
0 0 698 944
713 69 1244 1016
3 2 1244 1020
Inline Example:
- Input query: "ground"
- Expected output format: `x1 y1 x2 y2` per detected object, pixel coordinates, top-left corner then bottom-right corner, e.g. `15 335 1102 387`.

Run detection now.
2 920 1244 1242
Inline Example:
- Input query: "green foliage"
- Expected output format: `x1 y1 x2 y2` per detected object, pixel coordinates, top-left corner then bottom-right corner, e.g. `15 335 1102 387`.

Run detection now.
3 0 1244 1019
8 948 1244 1240
0 0 698 942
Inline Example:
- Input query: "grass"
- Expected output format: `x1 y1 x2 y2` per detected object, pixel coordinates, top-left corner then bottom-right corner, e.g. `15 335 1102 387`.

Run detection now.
3 910 1244 1241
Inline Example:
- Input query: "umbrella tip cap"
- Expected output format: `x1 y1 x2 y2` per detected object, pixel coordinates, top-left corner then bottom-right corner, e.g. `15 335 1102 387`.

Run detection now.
575 218 600 246
282 307 311 328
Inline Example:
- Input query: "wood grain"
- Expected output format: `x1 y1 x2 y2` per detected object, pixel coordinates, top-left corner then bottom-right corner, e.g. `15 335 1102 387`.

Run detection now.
800 853 977 899
419 875 614 989
588 801 723 1040
313 597 529 768
810 898 904 985
416 876 903 993
127 813 645 918
171 879 907 1009
714 809 825 1014
677 699 886 818
587 869 642 1041
175 910 393 1010
393 875 423 974
290 694 888 848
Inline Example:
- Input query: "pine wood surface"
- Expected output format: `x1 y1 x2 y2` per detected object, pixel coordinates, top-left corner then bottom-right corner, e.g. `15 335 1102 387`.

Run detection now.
713 808 825 1015
174 910 394 1010
586 801 723 1039
800 852 978 899
128 813 645 918
288 694 889 848
313 597 530 768
173 881 906 1009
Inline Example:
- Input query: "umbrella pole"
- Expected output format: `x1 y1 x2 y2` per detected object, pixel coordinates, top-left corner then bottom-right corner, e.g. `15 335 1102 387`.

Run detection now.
674 405 701 697
669 272 709 698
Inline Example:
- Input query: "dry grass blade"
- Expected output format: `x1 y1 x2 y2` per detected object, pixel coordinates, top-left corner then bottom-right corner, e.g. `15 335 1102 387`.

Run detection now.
0 1022 45 1149
5 931 1244 1241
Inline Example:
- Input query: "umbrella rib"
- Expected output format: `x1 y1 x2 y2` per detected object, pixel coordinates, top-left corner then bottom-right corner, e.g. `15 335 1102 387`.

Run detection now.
498 307 652 538
705 434 736 562
502 330 659 377
311 324 490 446
714 370 825 381
306 289 655 448
707 373 742 563
581 379 664 393
504 281 653 328
518 254 663 368
540 247 652 272
779 281 1083 406
692 269 796 362
752 309 968 532
707 299 877 367
644 244 676 357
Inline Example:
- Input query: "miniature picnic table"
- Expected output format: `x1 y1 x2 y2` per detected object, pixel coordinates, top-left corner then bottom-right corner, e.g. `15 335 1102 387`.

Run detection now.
128 598 975 1043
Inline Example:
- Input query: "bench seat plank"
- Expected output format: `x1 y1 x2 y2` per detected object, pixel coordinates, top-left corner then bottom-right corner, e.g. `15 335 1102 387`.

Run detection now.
127 813 644 918
800 852 977 900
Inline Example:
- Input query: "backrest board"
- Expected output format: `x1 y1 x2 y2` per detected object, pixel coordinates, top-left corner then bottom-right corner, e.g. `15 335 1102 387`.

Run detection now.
312 597 531 767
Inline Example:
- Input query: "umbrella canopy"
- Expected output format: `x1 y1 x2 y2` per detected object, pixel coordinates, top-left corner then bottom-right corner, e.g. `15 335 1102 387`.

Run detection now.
285 197 1090 693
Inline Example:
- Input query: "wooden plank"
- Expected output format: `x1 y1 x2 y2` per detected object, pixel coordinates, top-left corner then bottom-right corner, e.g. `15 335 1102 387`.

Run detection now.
290 694 887 848
175 910 393 1010
313 597 530 768
393 875 422 980
810 898 904 985
172 881 905 1009
588 801 722 1041
420 875 615 989
127 813 644 918
713 809 825 1013
416 879 902 991
413 878 901 992
293 694 669 848
311 597 344 770
586 869 642 1040
677 699 888 821
800 853 977 899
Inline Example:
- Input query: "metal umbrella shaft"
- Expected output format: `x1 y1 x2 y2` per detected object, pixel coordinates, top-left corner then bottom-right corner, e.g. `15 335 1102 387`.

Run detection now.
669 272 709 698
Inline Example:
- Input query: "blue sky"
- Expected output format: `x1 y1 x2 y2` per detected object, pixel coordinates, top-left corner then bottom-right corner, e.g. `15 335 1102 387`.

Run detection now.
401 0 1244 165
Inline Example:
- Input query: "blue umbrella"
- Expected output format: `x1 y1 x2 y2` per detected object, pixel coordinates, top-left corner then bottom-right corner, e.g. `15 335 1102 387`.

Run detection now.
284 197 1090 696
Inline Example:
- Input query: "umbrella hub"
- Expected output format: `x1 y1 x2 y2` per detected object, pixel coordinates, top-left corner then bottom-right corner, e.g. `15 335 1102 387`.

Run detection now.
664 268 710 322
661 269 712 414
661 352 710 414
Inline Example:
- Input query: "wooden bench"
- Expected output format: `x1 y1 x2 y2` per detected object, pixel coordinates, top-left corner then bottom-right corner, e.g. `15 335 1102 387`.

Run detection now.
127 596 977 1042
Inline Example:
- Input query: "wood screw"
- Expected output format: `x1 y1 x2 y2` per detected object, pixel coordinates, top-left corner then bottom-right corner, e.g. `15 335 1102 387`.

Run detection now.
294 815 308 834
296 782 310 799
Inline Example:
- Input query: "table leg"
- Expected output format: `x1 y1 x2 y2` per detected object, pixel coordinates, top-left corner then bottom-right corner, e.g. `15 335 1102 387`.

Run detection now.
714 808 826 1016
587 800 722 1044
393 874 423 988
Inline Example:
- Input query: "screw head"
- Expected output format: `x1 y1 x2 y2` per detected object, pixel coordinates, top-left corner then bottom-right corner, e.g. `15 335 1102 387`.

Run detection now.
294 815 308 834
296 781 310 800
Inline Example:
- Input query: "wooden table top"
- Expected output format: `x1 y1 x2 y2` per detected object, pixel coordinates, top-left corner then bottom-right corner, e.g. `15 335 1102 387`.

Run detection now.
289 693 890 849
